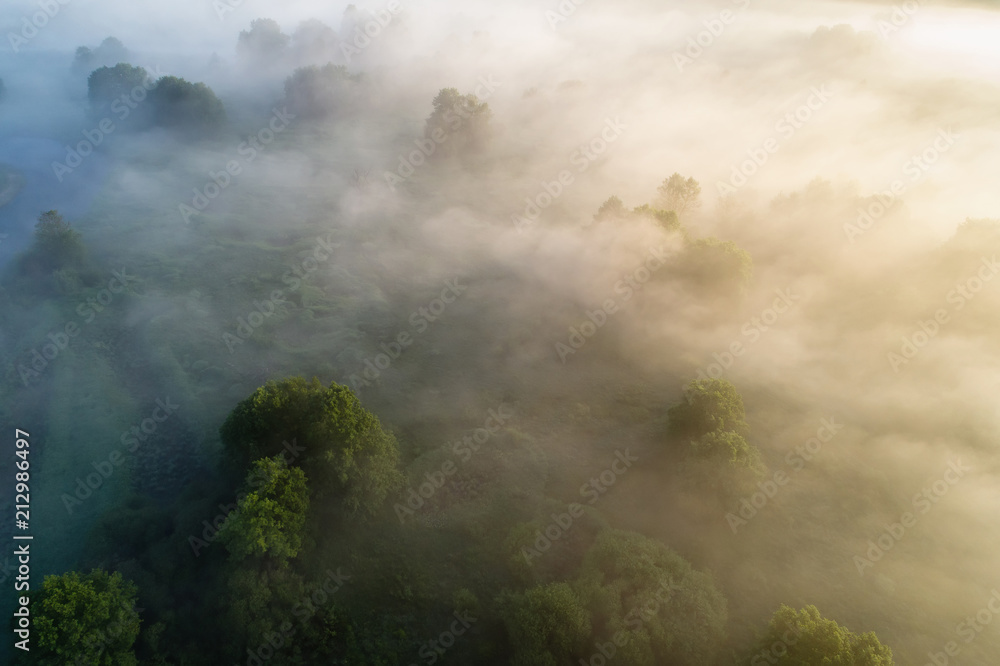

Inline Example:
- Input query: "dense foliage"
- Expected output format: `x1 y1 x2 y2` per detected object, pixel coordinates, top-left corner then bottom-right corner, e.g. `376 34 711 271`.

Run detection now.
217 456 310 564
147 76 227 134
22 570 140 666
424 88 494 157
284 63 361 118
745 605 895 665
220 377 403 515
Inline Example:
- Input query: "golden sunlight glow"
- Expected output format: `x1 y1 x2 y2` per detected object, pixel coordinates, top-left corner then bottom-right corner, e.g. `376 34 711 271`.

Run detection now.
902 14 1000 62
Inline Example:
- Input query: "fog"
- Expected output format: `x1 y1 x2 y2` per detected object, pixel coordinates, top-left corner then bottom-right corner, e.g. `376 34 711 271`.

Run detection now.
2 0 1000 663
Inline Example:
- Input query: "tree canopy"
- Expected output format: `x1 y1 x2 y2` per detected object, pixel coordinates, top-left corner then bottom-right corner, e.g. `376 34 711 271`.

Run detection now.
746 605 895 665
290 19 340 63
220 377 403 515
573 529 729 666
678 236 753 295
424 88 494 157
499 582 592 666
668 378 763 476
25 569 140 666
217 455 310 565
237 18 290 62
668 378 749 440
284 63 361 119
73 36 131 76
87 63 149 112
32 210 86 269
657 173 702 217
148 76 227 134
593 195 629 224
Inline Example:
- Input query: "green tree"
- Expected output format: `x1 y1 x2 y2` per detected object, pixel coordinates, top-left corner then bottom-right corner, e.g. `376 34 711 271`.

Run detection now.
74 37 130 76
593 196 628 224
668 378 749 441
284 63 361 119
33 210 85 268
745 605 894 665
25 569 141 666
291 19 339 62
87 63 148 112
498 582 592 666
632 204 681 231
424 88 493 157
217 455 310 564
72 46 93 75
220 377 403 515
574 530 728 666
237 18 290 62
96 37 129 62
148 76 227 134
656 173 702 217
680 236 753 294
692 428 763 473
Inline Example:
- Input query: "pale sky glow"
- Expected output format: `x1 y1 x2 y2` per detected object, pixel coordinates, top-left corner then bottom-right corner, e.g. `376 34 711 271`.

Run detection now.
900 10 1000 73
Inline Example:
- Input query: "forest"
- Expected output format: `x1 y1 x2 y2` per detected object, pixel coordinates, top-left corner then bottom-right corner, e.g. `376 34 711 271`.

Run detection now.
2 0 1000 664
